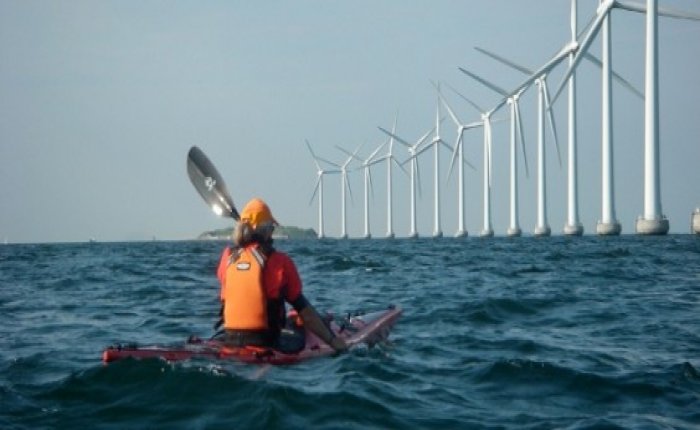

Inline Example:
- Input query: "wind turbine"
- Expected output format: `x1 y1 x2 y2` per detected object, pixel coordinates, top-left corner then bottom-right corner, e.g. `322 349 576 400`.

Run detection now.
306 140 340 239
479 1 645 237
336 145 362 239
458 68 530 237
379 124 435 238
338 141 386 239
553 0 700 235
377 113 407 239
443 83 500 237
437 84 481 237
470 51 563 237
426 82 457 238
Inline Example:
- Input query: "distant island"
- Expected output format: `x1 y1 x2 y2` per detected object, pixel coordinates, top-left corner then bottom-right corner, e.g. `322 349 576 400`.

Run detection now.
198 225 317 240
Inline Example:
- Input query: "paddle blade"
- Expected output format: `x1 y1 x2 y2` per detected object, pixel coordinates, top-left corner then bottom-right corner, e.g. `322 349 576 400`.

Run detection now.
187 146 239 220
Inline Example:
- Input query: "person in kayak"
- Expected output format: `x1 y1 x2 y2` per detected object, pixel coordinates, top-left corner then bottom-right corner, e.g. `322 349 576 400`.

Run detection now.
216 198 348 354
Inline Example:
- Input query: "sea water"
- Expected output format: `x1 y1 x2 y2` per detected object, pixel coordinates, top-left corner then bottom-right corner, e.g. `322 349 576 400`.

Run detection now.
1 236 699 429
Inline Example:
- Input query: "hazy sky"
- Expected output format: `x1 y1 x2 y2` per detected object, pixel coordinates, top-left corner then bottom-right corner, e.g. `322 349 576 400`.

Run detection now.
2 0 699 243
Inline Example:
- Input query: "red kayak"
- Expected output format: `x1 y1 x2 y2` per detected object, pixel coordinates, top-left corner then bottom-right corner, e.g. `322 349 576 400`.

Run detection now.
102 306 401 365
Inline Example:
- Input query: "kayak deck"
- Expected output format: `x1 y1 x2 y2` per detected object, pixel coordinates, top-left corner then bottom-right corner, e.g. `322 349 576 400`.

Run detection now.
103 305 401 365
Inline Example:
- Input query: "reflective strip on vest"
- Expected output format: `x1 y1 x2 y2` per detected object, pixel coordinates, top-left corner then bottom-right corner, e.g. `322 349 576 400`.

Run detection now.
223 246 268 330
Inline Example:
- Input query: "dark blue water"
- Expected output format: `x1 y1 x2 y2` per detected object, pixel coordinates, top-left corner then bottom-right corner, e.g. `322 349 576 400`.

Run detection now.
1 236 699 429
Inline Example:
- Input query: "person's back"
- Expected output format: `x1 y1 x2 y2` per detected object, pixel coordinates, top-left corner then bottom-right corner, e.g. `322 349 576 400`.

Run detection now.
216 198 347 353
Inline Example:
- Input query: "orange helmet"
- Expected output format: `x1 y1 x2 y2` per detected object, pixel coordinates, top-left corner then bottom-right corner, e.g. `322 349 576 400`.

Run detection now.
239 198 278 228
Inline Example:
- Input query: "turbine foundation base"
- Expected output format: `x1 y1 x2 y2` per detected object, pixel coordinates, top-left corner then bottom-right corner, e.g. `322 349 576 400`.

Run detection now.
597 221 621 236
534 225 551 237
506 227 522 237
635 217 669 235
454 230 468 238
563 223 584 236
480 228 494 238
692 209 700 234
433 230 443 238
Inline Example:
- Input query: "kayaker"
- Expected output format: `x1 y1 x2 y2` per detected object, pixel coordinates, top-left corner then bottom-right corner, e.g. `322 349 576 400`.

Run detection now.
216 198 348 353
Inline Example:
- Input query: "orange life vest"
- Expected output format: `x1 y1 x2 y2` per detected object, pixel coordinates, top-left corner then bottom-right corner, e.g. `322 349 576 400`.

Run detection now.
223 245 268 330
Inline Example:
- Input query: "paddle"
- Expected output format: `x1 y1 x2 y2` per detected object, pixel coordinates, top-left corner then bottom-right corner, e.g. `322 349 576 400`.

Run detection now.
186 146 240 221
187 146 239 332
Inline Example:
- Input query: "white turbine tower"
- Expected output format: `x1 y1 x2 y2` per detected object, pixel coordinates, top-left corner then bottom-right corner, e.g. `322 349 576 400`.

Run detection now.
469 53 563 237
426 83 456 238
377 114 407 239
443 84 503 237
437 86 480 238
338 142 386 239
386 114 398 239
565 0 584 236
379 124 435 238
479 14 644 237
336 145 361 239
457 68 530 238
553 0 700 235
306 140 340 239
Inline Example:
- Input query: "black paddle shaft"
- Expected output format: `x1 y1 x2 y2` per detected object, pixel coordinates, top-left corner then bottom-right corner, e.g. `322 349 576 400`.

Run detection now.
187 146 240 220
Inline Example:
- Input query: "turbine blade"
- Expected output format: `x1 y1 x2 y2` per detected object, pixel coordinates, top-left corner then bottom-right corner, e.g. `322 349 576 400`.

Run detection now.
543 83 562 168
394 157 410 177
367 140 386 163
352 142 365 158
616 0 700 20
344 173 354 205
417 125 436 148
336 145 361 164
465 120 485 130
378 126 412 148
509 43 574 102
305 139 317 158
443 81 484 114
582 53 644 99
335 145 352 157
439 91 463 127
390 112 398 153
309 175 321 206
367 168 375 201
438 138 454 153
317 156 341 168
305 139 322 170
415 141 434 158
345 142 365 168
446 133 461 182
366 154 388 168
552 5 609 106
459 67 509 97
475 46 533 75
515 102 529 178
463 154 477 172
657 4 700 20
